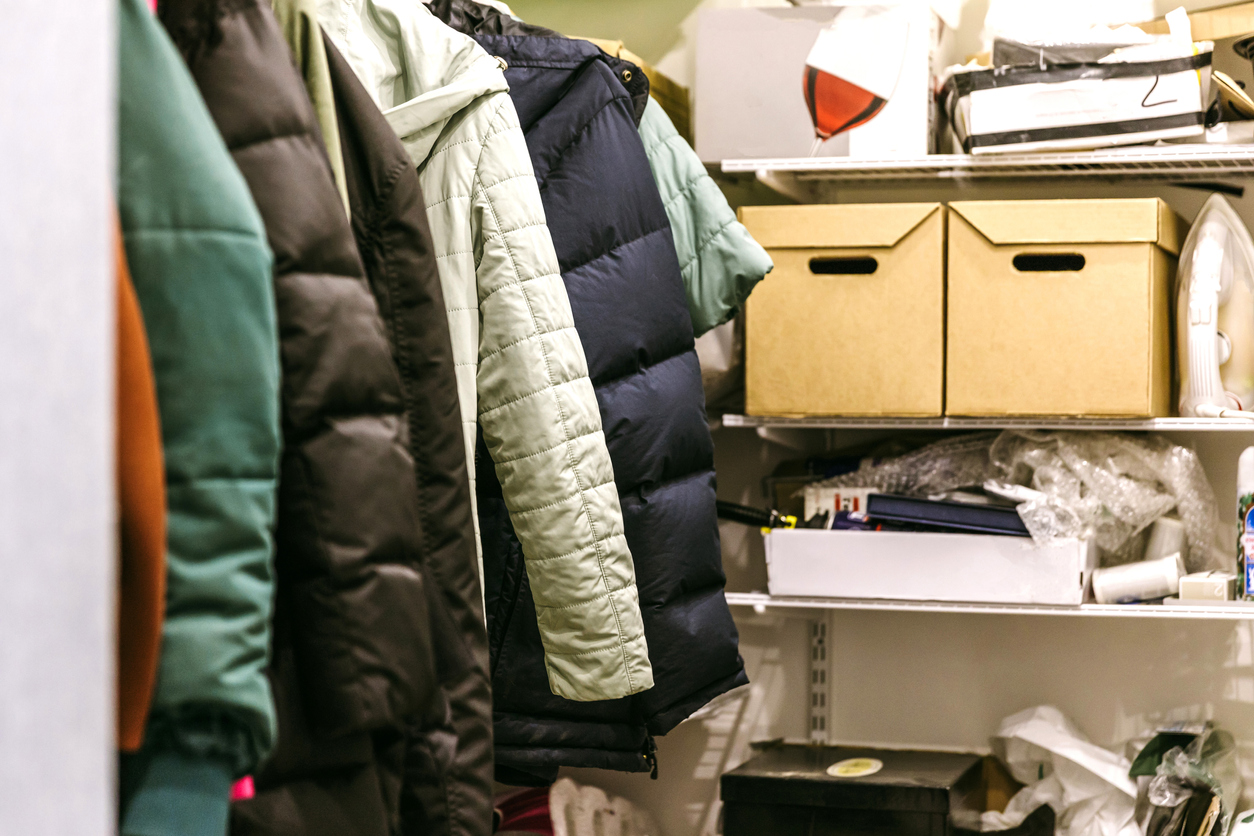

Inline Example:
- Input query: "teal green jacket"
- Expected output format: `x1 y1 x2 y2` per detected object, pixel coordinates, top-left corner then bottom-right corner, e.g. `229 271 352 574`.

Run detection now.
638 97 773 337
116 0 281 832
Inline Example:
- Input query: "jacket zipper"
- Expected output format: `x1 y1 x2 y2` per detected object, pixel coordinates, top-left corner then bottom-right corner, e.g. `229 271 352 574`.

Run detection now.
644 734 658 780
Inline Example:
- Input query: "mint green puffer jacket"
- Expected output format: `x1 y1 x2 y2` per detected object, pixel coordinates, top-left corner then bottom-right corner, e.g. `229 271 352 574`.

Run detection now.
116 0 282 832
638 97 773 337
320 0 652 703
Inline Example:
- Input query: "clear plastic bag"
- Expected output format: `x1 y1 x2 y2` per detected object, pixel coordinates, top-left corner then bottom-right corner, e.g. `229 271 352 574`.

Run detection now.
989 432 1226 572
1145 728 1243 836
815 430 1227 572
815 432 999 498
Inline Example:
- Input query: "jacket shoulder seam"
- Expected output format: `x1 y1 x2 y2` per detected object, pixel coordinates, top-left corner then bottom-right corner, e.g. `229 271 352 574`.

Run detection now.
428 100 514 162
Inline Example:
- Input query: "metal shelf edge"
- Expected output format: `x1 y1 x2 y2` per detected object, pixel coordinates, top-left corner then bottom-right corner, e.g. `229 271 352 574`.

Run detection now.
726 592 1254 620
721 148 1254 181
719 415 1254 432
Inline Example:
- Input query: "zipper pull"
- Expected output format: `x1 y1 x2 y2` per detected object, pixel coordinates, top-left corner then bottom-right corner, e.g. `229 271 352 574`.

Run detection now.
644 734 658 780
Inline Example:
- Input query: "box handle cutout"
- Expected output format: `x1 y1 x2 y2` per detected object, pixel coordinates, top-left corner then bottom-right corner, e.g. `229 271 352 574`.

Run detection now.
1013 253 1086 272
810 256 878 275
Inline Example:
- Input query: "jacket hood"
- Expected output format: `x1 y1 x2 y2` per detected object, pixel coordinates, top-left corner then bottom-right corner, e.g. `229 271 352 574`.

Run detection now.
318 0 508 166
430 0 650 124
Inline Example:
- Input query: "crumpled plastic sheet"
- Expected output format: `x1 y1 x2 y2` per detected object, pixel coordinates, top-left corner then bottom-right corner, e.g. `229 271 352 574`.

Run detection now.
983 706 1140 836
817 431 1227 572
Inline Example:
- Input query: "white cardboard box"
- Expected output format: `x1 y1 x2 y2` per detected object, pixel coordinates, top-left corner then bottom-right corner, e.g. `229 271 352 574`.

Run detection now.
943 47 1212 155
803 486 875 522
695 4 951 162
765 529 1097 605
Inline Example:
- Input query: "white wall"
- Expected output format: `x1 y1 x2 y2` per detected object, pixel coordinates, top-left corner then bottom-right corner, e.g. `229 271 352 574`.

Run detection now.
505 0 1252 83
0 0 116 832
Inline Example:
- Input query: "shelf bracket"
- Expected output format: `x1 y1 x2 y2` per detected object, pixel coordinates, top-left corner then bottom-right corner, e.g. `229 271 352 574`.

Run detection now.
808 616 831 744
755 168 817 203
755 426 813 451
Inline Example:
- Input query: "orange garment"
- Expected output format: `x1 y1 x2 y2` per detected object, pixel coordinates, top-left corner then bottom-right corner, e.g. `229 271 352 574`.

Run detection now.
115 226 167 752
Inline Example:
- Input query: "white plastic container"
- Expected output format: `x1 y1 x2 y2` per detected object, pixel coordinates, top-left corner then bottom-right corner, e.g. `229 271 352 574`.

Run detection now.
1091 553 1184 604
764 529 1096 605
1144 516 1186 563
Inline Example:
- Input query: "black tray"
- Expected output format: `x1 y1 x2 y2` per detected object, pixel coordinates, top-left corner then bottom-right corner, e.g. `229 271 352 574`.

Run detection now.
866 494 1030 537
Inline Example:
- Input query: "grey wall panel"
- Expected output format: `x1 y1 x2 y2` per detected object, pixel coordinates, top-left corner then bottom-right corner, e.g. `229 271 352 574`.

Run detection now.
0 0 116 833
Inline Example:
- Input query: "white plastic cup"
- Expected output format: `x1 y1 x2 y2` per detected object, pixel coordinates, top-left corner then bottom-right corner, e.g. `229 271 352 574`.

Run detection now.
1143 517 1186 563
1092 553 1185 604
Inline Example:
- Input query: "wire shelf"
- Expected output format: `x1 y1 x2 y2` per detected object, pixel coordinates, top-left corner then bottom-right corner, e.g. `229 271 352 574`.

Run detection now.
719 414 1254 432
722 146 1254 183
726 592 1254 620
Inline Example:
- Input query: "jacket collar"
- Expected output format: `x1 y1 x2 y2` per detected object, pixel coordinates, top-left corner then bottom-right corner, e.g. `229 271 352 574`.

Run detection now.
427 0 650 127
318 0 509 166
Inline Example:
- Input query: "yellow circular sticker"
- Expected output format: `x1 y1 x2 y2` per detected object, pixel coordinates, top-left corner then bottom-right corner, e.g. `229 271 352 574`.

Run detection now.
827 758 884 778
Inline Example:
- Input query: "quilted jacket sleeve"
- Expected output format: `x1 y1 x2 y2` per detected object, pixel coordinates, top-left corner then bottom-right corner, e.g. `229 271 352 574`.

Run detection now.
471 95 654 702
638 98 773 337
116 0 281 829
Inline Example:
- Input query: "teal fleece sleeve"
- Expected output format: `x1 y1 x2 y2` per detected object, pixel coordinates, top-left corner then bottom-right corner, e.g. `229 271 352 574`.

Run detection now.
638 97 774 337
116 0 282 813
120 747 234 836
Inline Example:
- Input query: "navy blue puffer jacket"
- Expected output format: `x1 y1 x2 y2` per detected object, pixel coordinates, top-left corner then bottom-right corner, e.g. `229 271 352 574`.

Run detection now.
432 4 749 783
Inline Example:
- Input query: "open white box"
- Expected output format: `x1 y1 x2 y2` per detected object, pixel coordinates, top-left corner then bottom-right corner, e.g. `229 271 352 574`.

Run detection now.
765 529 1097 606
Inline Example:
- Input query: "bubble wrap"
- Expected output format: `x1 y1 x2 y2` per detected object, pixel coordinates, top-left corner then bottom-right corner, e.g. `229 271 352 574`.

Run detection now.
816 431 1226 572
816 432 1000 496
991 431 1225 572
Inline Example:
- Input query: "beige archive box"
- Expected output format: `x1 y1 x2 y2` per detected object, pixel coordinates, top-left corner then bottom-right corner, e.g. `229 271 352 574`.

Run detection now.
946 199 1184 418
740 203 945 416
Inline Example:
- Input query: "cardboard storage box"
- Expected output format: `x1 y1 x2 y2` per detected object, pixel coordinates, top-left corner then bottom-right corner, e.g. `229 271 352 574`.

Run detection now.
741 203 945 417
764 529 1097 605
694 5 951 162
947 199 1183 417
1137 2 1254 40
722 745 984 836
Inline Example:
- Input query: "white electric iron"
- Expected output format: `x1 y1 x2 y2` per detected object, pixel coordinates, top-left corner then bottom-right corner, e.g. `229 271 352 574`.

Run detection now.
1178 194 1254 419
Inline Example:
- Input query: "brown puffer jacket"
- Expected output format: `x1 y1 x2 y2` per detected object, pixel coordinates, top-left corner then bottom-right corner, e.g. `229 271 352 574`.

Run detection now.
157 0 448 832
327 36 494 836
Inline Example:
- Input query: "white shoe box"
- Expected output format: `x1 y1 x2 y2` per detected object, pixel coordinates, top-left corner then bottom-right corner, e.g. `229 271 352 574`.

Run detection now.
765 529 1096 606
